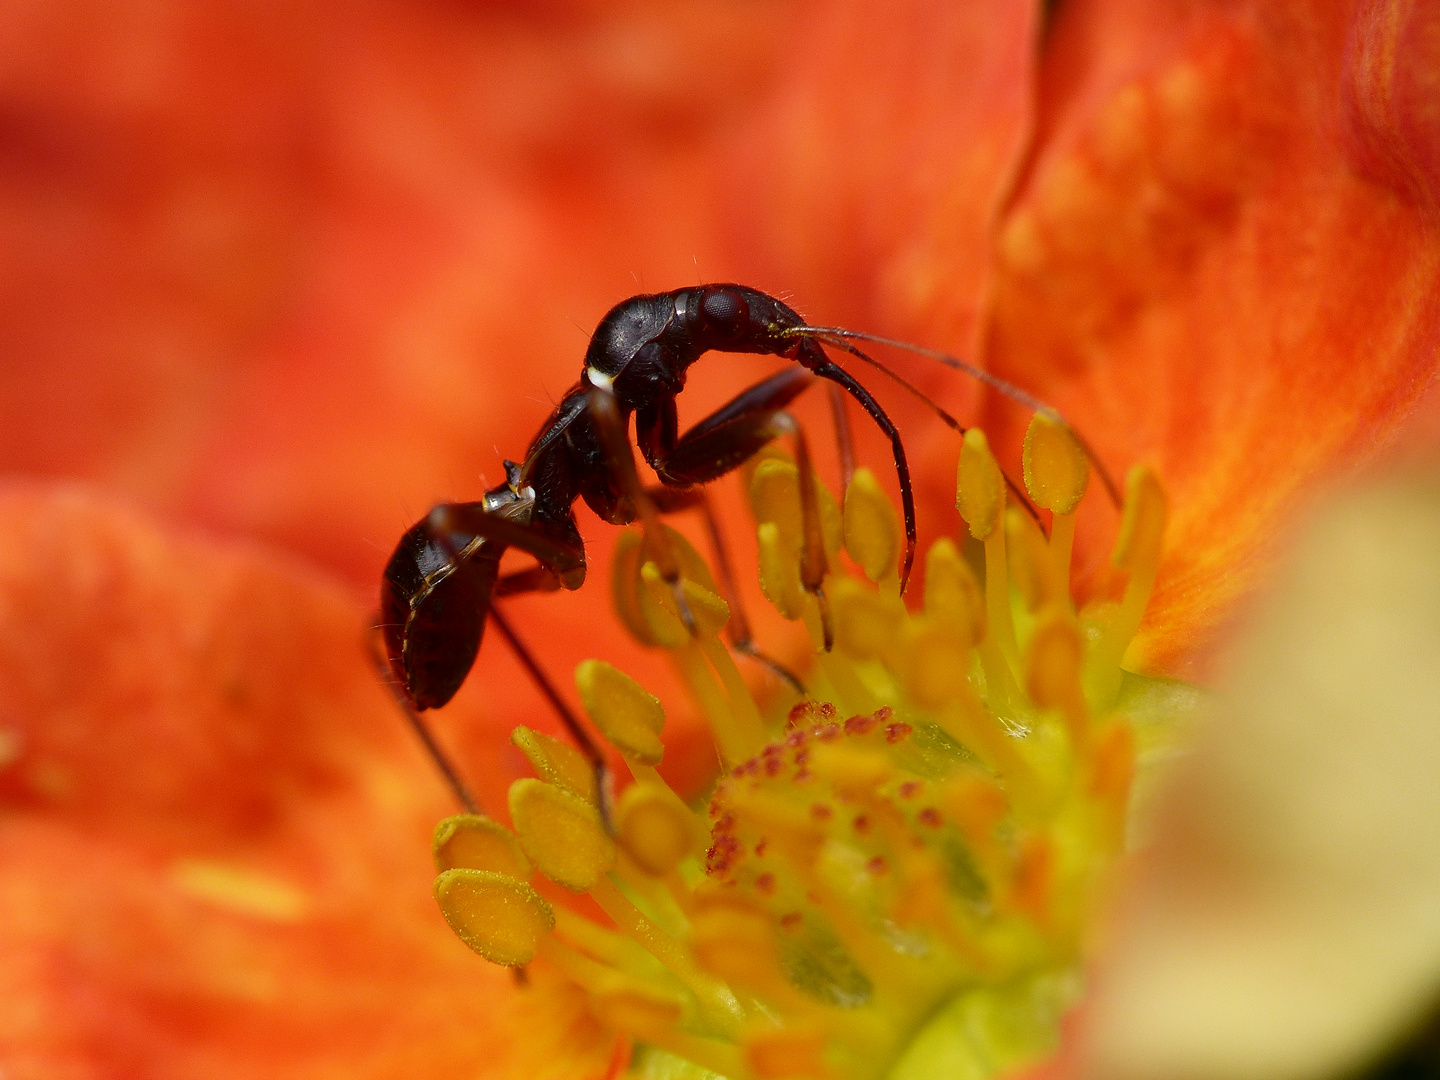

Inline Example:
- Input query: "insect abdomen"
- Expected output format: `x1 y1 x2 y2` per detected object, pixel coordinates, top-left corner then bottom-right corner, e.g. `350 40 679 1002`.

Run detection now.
380 522 499 711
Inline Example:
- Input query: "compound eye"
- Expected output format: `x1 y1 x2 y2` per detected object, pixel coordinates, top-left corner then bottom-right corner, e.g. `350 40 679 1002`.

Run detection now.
700 287 750 337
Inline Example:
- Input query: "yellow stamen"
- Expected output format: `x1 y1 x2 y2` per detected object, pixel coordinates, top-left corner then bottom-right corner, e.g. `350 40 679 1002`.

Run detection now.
615 783 702 877
430 419 1179 1080
842 466 900 590
957 429 1006 542
508 778 616 892
432 814 531 878
758 519 806 620
1023 414 1090 516
1026 613 1089 746
640 559 732 639
1007 506 1064 613
923 538 985 646
750 453 844 650
611 526 718 648
576 659 666 766
696 632 771 764
830 577 906 664
434 869 554 967
510 726 598 805
587 875 745 1033
1023 414 1090 605
750 457 843 562
959 431 1022 675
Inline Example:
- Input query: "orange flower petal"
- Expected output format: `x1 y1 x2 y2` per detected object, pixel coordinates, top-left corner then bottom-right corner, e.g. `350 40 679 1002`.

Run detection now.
0 486 612 1078
975 0 1440 678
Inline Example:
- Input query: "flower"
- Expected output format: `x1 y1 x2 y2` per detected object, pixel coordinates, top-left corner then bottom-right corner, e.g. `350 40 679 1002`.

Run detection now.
2 0 1440 1078
431 421 1176 1079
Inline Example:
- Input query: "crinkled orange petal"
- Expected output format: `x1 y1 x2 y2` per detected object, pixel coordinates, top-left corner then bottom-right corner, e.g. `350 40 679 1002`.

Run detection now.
0 486 613 1079
973 0 1440 678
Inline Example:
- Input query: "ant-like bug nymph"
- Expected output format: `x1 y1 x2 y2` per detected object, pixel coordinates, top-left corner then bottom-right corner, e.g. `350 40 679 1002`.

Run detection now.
373 283 1121 823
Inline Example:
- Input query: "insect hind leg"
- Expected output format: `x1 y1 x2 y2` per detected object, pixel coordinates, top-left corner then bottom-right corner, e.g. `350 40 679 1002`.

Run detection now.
367 623 481 814
489 604 615 831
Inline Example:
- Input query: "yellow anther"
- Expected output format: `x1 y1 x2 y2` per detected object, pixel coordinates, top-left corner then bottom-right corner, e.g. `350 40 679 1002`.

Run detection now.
612 530 665 647
830 577 906 661
640 560 731 639
511 726 598 804
575 659 665 765
843 467 899 584
508 778 616 892
432 814 531 878
1022 413 1089 515
903 620 974 711
757 521 805 618
1006 507 1062 611
433 868 554 967
1112 465 1167 573
612 526 718 648
746 1027 830 1080
614 783 697 877
957 429 1005 541
749 457 842 559
923 538 985 647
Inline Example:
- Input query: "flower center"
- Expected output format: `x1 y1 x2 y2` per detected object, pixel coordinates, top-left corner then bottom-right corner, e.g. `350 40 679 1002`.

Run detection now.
430 414 1171 1080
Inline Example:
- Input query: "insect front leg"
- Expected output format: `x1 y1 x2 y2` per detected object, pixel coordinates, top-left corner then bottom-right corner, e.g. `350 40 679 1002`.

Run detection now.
586 385 702 636
637 371 835 650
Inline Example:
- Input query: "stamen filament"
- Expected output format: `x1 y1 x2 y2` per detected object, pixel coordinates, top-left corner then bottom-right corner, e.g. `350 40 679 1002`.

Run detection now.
589 875 746 1034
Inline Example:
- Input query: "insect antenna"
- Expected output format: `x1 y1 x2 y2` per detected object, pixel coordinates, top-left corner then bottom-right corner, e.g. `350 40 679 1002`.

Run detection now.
791 326 1123 510
798 331 1046 531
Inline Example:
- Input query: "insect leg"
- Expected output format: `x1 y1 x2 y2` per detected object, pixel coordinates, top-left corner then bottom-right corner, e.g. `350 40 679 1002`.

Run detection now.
494 564 564 597
644 403 833 651
806 361 917 594
586 385 700 636
422 503 587 588
489 604 614 831
367 623 481 814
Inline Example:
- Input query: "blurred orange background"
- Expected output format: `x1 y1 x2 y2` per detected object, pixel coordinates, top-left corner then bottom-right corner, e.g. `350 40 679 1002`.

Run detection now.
2 0 1049 797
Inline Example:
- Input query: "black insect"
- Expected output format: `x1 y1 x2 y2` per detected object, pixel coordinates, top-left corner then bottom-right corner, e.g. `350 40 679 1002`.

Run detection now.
373 283 1116 813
